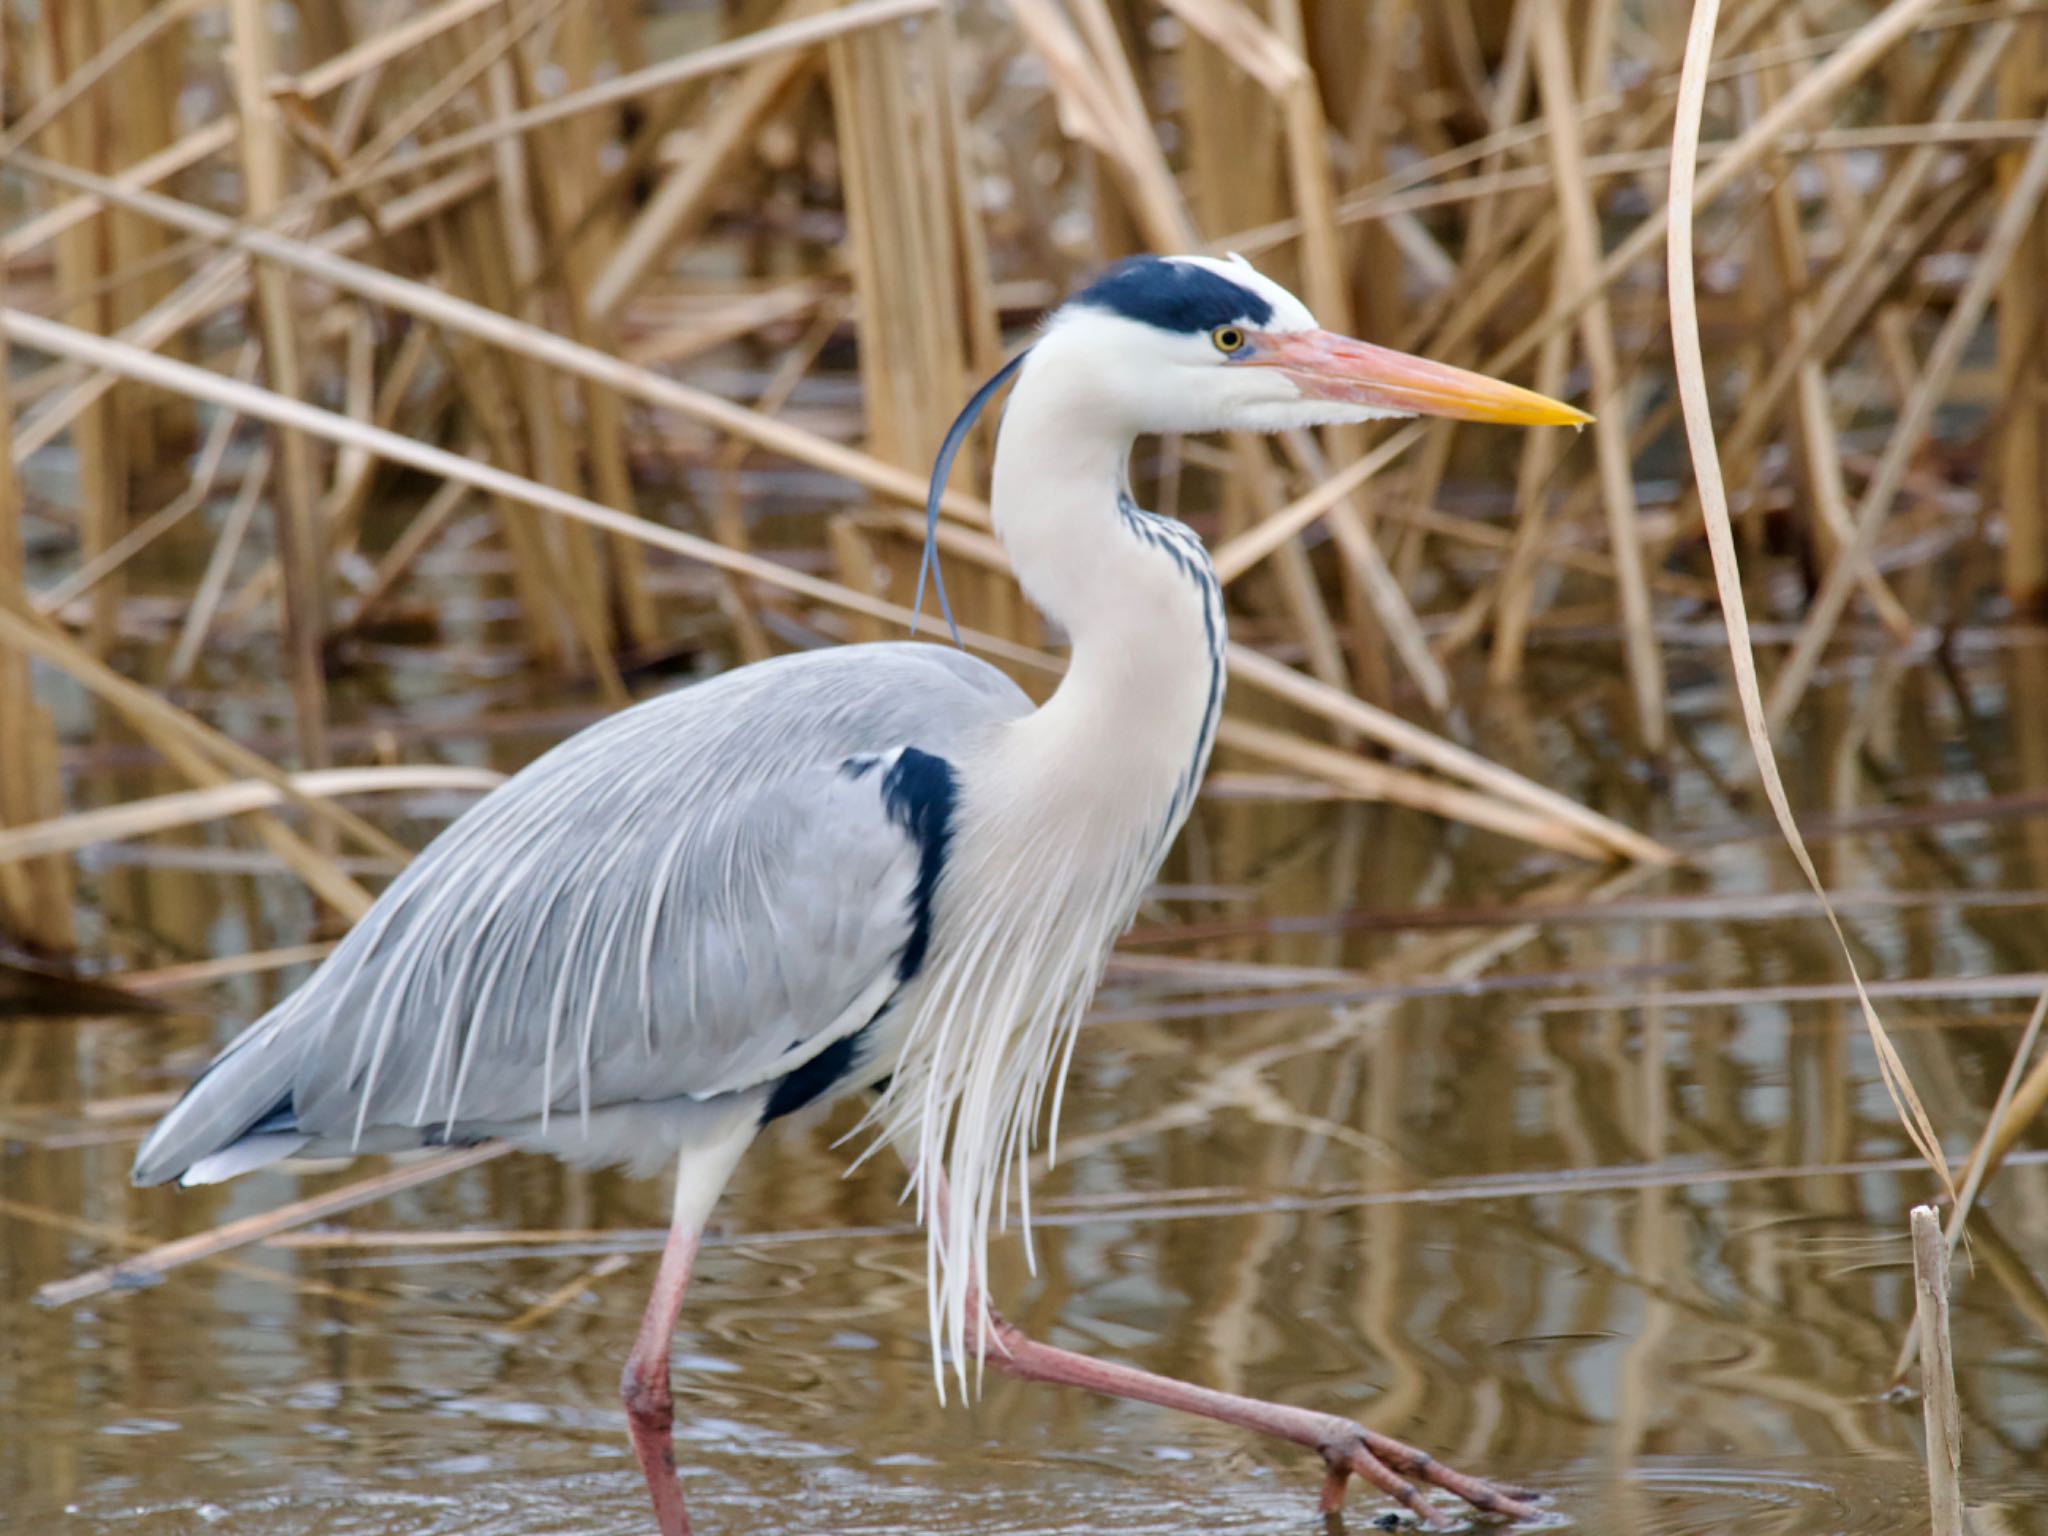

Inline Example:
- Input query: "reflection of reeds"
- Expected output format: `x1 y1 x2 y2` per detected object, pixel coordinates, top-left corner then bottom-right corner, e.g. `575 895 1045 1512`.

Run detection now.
5 0 2048 1355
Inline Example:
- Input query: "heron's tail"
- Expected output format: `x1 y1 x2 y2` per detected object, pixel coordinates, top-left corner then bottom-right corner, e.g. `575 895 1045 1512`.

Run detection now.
131 1016 306 1187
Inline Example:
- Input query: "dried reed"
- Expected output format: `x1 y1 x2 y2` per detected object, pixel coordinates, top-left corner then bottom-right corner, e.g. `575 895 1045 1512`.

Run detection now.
5 0 2048 1306
1910 1204 1966 1536
1666 0 1949 1192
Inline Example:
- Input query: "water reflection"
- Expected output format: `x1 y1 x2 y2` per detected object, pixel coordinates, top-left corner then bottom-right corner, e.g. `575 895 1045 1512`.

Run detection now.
4 650 2048 1533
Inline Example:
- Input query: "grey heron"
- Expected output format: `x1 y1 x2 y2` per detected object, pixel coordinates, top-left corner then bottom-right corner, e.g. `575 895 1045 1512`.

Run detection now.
133 254 1589 1533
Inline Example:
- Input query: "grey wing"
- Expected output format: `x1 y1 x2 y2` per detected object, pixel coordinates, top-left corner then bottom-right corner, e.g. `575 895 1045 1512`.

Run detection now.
131 644 1028 1184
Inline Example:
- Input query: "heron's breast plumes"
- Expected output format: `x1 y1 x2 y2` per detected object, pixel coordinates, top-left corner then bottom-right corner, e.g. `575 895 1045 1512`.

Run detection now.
864 584 1224 1400
864 776 1160 1397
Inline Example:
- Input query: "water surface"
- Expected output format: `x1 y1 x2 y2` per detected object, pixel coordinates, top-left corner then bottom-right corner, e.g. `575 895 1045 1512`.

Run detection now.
5 641 2047 1534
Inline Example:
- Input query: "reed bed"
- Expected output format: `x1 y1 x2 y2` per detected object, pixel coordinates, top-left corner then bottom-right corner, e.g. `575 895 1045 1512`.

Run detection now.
4 0 2048 1418
8 0 2045 882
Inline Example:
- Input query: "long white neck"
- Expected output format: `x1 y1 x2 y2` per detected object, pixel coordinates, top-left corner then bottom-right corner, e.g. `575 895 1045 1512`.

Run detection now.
988 342 1224 796
880 336 1231 1397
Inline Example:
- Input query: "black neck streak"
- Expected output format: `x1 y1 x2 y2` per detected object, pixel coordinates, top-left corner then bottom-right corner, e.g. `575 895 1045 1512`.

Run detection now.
1114 491 1227 840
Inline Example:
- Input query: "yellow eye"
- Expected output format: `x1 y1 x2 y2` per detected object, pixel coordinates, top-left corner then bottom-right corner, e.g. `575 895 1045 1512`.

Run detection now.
1211 326 1246 355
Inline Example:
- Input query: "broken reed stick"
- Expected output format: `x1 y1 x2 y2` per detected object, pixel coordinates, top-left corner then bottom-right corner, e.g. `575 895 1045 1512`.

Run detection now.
168 441 269 679
34 1142 509 1308
0 1193 389 1311
1909 1205 1965 1536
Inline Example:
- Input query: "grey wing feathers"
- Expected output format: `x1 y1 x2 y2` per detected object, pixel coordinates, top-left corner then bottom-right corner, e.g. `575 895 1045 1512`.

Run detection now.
132 643 1028 1186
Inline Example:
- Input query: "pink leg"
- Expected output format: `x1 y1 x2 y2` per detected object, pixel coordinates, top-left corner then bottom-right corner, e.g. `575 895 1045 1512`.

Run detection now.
965 1304 1538 1528
620 1218 703 1536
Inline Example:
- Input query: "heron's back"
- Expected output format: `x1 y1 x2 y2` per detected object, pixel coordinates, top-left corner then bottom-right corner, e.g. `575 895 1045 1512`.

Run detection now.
132 643 1031 1186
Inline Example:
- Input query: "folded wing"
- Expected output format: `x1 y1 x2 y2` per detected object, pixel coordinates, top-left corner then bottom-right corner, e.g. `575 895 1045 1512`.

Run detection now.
132 644 1028 1185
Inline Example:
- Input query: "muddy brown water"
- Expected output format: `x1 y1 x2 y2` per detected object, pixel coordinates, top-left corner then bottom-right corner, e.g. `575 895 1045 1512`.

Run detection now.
5 629 2048 1534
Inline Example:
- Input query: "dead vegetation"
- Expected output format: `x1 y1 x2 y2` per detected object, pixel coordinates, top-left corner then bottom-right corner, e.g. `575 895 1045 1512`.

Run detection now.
6 0 2048 890
3 0 2047 1427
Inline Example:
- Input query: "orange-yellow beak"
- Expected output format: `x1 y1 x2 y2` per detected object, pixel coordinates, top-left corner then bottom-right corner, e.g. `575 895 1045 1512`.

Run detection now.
1252 329 1592 427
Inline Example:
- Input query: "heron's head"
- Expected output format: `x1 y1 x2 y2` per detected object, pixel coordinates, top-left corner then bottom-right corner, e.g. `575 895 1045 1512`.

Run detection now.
1036 253 1590 438
912 254 1590 639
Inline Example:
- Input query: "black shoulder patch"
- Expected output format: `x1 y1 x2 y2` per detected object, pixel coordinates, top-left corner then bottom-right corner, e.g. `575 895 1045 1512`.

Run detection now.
762 1027 864 1124
1070 256 1274 334
880 748 956 982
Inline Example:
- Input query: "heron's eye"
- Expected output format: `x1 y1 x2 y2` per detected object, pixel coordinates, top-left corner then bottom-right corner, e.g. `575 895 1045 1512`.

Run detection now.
1211 326 1247 356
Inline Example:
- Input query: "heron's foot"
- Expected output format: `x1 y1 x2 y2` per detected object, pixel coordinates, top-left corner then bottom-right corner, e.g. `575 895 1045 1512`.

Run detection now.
1311 1421 1543 1528
974 1311 1542 1530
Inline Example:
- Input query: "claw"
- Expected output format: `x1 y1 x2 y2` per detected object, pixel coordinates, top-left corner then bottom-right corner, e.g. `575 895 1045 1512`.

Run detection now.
1348 1443 1451 1528
1356 1427 1542 1522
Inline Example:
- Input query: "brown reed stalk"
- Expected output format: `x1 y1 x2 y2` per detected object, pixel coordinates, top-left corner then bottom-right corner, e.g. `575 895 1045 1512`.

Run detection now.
1997 18 2048 614
0 329 76 955
829 14 990 469
722 300 843 661
418 205 586 678
1171 18 1417 713
9 163 490 462
228 0 332 778
0 765 501 866
1531 0 1664 754
0 307 1045 668
478 51 626 694
338 478 471 634
13 153 981 521
1768 110 2048 731
34 343 252 617
31 2 126 656
302 0 938 210
0 589 381 921
1755 17 1914 638
587 0 827 325
828 5 1009 633
1910 1205 1966 1536
167 443 270 681
540 3 659 655
1486 323 1573 685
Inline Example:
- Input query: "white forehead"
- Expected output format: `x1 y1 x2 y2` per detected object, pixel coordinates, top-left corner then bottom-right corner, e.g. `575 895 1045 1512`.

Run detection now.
1169 254 1319 333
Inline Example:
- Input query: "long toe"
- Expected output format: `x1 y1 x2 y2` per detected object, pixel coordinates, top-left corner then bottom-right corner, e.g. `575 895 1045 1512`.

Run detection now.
1337 1444 1448 1530
1326 1425 1543 1525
